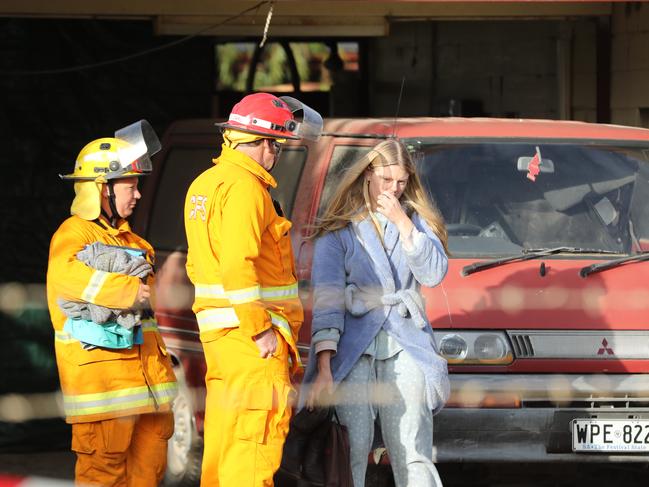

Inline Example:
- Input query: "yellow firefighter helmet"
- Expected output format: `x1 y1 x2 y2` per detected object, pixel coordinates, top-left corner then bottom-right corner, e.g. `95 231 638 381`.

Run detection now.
61 120 160 221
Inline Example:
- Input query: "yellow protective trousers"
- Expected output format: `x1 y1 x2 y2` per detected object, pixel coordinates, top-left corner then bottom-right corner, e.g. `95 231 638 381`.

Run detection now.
201 328 293 487
71 412 174 487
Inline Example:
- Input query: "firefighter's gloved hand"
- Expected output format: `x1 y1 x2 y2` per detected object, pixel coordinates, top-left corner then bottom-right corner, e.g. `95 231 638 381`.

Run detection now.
254 328 277 358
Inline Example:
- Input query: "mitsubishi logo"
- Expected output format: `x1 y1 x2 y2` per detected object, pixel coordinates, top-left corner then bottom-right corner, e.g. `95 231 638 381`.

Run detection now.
597 338 614 356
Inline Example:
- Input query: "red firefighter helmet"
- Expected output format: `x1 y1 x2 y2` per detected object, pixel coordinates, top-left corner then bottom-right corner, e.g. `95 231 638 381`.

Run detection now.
217 92 322 141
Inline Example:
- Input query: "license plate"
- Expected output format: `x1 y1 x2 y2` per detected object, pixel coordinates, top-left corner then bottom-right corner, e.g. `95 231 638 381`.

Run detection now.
572 419 649 452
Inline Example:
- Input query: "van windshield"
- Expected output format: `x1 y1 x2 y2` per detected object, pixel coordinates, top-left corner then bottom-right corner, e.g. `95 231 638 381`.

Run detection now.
406 140 649 257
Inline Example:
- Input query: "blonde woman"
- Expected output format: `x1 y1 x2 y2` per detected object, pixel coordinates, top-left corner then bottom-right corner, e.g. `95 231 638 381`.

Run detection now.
303 139 450 487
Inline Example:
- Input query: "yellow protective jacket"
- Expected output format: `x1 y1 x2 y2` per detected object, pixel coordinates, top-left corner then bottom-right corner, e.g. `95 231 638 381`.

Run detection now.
46 215 177 423
184 145 303 368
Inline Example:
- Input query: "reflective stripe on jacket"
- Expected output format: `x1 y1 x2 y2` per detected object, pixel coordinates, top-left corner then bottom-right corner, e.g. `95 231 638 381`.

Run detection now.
47 215 177 423
184 145 303 368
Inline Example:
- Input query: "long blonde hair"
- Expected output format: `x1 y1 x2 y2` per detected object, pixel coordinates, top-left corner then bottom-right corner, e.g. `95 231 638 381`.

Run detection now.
309 139 449 254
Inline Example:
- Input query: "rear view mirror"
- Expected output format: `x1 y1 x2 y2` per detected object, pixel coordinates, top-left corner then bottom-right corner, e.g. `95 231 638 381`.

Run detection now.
517 156 555 173
593 196 617 226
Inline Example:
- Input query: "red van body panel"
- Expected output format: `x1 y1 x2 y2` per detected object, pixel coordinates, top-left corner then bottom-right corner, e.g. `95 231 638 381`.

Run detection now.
135 117 649 464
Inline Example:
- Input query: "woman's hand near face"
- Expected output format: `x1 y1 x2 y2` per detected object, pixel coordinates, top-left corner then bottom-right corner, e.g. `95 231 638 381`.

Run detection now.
376 191 404 222
376 191 414 238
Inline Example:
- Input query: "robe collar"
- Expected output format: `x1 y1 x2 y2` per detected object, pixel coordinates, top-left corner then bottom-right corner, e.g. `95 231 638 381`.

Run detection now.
351 216 398 294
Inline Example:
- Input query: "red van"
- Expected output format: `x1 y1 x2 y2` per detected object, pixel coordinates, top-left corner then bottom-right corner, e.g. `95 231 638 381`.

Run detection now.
133 117 649 485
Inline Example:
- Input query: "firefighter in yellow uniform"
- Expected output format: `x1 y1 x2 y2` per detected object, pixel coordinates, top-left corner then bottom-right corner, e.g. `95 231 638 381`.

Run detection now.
184 93 322 486
47 120 177 486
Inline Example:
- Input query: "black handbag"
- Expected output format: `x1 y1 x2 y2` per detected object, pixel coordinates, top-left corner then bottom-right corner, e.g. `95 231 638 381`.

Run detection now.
323 410 354 487
278 407 353 487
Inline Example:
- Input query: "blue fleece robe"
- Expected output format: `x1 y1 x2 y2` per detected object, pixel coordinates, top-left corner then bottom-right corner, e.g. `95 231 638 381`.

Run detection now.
301 213 450 412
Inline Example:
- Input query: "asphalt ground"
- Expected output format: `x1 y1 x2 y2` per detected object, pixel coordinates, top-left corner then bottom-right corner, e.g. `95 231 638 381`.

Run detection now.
1 449 648 486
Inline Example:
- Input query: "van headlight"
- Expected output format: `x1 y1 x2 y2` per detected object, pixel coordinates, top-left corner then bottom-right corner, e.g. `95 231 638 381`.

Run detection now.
434 331 513 365
439 334 468 361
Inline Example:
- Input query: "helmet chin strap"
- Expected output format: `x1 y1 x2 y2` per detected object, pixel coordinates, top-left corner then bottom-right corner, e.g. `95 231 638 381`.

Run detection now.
266 139 281 173
106 181 120 227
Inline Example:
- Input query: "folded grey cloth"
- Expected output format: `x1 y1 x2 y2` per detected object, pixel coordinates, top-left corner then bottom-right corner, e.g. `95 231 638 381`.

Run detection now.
58 242 153 331
77 243 152 280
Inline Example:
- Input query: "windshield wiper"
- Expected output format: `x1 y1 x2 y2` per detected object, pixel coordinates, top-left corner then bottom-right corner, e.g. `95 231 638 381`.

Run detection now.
580 252 649 278
461 247 619 277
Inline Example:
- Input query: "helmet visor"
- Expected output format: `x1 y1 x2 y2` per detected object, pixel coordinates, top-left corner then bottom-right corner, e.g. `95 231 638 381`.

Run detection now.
122 157 152 175
111 120 161 177
280 96 323 141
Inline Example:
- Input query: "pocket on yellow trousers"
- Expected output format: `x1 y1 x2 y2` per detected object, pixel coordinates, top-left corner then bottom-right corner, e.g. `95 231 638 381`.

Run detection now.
71 422 97 454
138 412 175 441
100 417 135 453
154 412 175 441
234 381 273 444
71 417 135 454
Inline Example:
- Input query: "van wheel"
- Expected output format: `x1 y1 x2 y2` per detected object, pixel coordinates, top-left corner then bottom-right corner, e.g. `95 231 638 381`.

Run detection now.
164 366 203 486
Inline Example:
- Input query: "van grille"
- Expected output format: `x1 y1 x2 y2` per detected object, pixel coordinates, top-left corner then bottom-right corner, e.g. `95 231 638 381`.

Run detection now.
506 330 649 359
510 333 535 357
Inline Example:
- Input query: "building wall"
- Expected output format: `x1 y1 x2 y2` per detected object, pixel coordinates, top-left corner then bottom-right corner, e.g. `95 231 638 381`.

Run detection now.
570 20 598 122
366 21 436 117
0 18 213 394
367 20 563 119
0 19 213 285
610 3 649 128
364 18 615 125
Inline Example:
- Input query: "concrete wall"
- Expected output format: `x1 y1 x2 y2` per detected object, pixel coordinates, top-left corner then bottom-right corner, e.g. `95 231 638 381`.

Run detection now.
570 20 598 122
0 19 213 394
366 21 435 117
364 18 618 125
367 20 563 119
610 2 649 127
0 19 213 284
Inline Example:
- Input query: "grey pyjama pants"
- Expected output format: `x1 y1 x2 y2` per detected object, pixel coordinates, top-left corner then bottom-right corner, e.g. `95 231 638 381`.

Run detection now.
335 351 443 487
